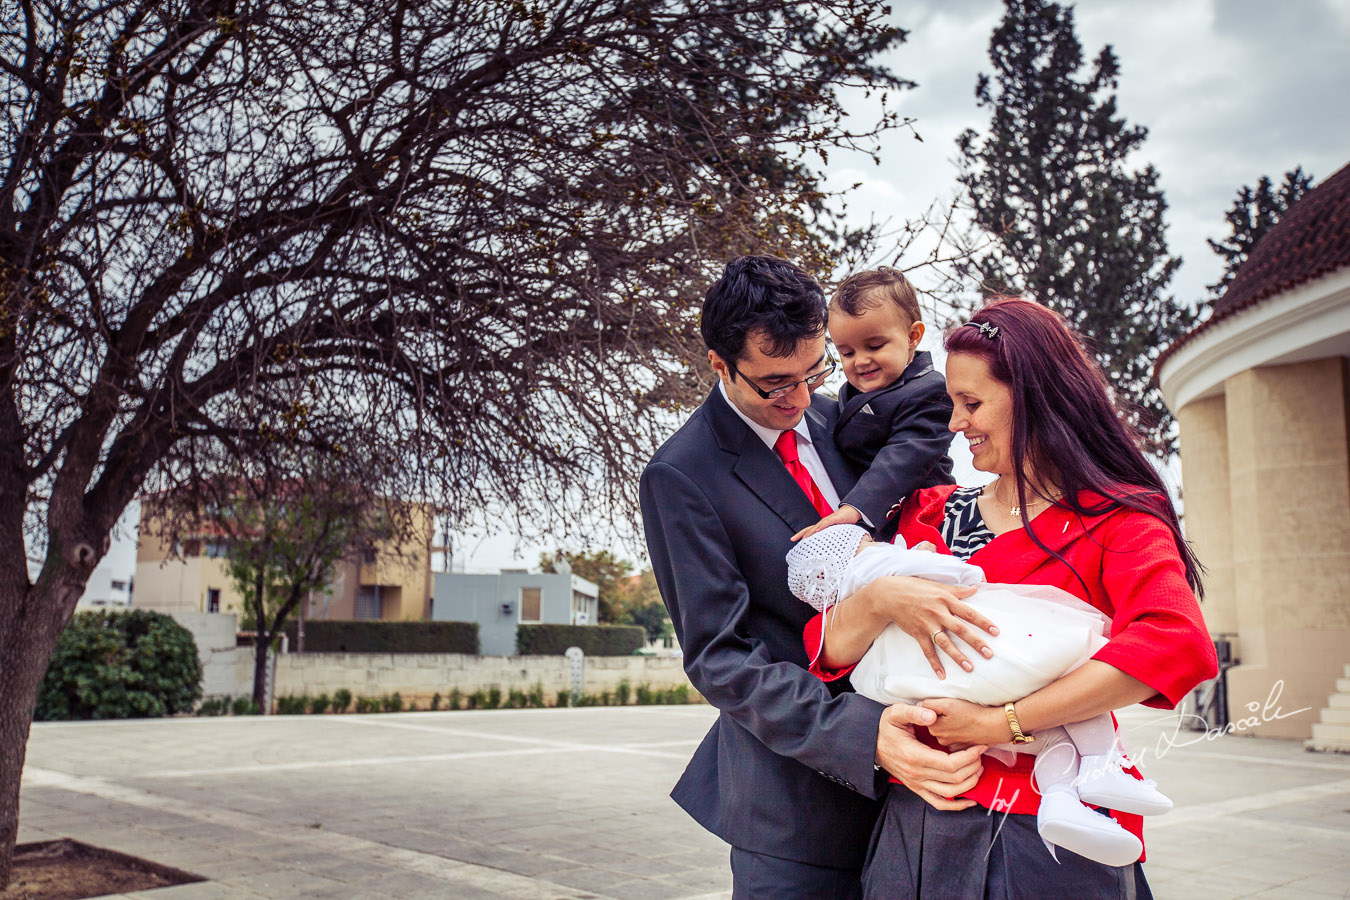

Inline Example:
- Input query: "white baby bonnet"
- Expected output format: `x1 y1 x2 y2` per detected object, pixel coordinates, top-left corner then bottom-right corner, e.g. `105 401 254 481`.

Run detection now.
786 524 871 612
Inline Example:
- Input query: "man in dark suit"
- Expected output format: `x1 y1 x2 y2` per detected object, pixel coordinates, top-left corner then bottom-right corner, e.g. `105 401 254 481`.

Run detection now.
640 256 985 899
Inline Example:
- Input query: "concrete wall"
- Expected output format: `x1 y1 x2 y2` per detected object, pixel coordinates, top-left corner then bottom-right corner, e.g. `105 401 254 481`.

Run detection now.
171 611 248 698
202 646 694 708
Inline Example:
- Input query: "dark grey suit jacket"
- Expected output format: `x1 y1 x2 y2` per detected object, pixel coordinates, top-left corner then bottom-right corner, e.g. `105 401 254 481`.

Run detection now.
835 351 956 531
640 388 886 868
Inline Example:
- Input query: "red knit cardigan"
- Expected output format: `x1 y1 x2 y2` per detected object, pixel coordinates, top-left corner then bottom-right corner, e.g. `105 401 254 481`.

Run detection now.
805 484 1219 844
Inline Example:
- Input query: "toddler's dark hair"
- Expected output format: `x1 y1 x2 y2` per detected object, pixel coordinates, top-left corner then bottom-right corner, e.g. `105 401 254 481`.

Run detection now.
831 267 921 324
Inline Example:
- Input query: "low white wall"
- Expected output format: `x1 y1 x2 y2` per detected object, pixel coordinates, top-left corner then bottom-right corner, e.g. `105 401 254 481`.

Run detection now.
205 647 695 707
170 611 247 698
174 612 695 708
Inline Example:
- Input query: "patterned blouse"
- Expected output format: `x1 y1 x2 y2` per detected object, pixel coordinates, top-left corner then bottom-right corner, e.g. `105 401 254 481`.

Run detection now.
938 485 995 560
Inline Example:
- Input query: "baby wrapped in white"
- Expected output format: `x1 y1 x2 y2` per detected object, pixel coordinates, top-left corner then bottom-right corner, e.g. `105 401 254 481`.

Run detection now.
787 525 1172 867
842 549 1110 709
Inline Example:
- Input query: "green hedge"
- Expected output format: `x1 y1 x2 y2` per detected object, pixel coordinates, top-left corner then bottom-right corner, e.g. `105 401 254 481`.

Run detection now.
284 620 479 654
36 610 202 720
516 623 645 656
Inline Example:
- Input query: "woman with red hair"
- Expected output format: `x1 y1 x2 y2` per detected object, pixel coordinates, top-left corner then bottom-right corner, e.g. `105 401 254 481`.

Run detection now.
807 297 1217 899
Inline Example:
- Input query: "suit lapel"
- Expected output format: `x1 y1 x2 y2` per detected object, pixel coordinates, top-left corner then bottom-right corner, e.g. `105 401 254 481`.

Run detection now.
705 388 821 533
806 404 857 498
834 352 936 433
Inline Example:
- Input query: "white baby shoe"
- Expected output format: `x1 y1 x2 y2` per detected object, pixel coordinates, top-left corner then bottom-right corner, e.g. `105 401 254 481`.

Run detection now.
1076 753 1173 816
1037 789 1143 867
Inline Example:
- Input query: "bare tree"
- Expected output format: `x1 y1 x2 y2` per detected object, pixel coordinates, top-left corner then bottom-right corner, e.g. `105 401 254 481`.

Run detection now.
0 0 909 882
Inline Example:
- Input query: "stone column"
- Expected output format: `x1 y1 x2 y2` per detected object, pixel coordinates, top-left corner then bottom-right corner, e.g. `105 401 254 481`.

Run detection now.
1222 358 1350 738
1177 395 1236 636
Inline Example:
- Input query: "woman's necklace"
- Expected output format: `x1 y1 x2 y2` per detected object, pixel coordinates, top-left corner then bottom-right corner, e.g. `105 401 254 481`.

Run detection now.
985 479 1062 517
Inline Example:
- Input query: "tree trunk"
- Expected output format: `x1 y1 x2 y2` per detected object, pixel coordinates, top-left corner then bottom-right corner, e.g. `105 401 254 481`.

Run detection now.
255 588 305 714
0 578 84 888
251 572 268 713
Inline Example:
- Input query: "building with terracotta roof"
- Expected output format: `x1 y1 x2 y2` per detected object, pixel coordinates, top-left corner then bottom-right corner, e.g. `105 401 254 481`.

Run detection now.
1156 161 1350 746
133 496 436 624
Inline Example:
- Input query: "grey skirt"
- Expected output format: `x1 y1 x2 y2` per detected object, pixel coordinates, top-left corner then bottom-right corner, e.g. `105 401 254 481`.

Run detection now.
861 786 1154 900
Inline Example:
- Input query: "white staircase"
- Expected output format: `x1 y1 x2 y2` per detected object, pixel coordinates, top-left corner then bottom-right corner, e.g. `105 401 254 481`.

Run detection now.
1305 664 1350 753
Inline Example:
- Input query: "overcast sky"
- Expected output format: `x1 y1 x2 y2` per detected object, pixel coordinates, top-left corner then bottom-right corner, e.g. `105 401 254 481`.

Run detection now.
100 1 1350 587
828 0 1350 306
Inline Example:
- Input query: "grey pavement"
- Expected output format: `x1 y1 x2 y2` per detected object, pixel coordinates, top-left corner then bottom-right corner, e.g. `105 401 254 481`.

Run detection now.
17 704 1350 899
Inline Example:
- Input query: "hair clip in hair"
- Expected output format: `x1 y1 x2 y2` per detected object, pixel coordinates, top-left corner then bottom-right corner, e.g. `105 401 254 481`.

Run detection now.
966 321 1000 340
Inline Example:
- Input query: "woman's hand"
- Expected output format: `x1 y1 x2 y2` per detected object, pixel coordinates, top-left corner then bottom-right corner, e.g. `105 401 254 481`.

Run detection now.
876 704 984 811
851 576 997 677
923 698 1011 750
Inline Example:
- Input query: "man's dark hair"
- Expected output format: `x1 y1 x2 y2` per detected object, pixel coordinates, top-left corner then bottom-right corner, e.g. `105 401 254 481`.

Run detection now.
700 256 827 365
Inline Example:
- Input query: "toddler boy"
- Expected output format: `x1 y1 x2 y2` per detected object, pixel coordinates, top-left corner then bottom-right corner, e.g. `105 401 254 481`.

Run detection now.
804 268 955 538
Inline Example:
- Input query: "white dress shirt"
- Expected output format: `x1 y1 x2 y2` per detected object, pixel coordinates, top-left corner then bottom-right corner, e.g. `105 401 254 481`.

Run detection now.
719 382 843 510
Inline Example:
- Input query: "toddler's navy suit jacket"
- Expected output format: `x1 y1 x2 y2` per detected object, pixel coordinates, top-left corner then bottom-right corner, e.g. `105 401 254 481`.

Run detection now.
640 388 886 868
835 350 956 532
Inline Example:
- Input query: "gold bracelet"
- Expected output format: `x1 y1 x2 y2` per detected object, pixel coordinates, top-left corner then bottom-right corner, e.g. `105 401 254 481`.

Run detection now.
1004 702 1035 744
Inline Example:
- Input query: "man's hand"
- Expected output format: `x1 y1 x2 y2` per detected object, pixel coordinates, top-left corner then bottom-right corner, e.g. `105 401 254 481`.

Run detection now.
875 703 984 811
791 505 862 542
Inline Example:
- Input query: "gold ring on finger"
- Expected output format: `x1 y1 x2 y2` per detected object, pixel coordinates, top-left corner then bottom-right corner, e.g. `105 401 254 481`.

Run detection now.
930 629 943 643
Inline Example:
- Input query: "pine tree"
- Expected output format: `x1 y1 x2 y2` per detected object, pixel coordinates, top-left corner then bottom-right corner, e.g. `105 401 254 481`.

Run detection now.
1207 167 1315 298
956 0 1188 453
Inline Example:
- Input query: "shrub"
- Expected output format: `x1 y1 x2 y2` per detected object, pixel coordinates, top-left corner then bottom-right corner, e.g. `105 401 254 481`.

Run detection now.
635 683 654 705
275 695 308 715
196 696 229 716
36 610 203 721
515 623 644 656
430 692 442 711
381 693 404 712
332 688 353 713
467 689 487 710
284 620 478 654
448 687 462 710
309 693 331 715
355 696 377 713
486 686 502 709
615 679 631 706
666 685 692 704
528 683 546 708
555 690 570 708
231 696 259 715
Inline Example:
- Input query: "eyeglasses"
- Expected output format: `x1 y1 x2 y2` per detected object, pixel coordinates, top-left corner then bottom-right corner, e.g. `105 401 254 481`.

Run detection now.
728 358 837 400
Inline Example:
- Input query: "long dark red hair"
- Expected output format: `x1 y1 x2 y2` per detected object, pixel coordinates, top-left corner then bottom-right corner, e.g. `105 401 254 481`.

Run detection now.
946 297 1204 597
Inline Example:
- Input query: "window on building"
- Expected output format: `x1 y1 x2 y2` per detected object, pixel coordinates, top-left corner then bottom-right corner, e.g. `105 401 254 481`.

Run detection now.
520 587 542 622
182 539 202 557
206 588 220 614
572 590 592 625
355 587 382 620
204 540 229 558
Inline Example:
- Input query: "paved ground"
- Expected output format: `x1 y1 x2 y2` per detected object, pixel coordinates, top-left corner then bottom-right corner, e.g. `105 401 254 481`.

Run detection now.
16 704 1350 899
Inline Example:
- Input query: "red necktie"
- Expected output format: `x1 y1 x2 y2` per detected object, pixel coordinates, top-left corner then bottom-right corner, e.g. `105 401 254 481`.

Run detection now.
774 430 833 518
